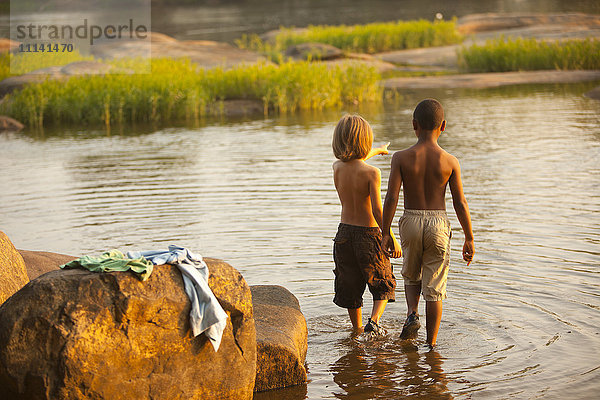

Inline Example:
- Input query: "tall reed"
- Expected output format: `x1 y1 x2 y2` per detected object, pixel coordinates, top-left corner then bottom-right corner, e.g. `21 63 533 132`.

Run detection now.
0 58 381 127
458 37 600 72
237 19 462 58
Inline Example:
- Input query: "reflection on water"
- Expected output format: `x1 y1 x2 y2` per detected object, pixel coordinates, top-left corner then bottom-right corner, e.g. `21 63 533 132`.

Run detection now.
1 83 600 399
2 0 600 42
330 334 450 399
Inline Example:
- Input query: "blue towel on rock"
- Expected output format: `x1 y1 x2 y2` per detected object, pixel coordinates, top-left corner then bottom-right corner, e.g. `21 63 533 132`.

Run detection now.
127 245 228 352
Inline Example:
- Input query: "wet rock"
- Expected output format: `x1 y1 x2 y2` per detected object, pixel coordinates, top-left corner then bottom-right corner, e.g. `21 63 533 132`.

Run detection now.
285 42 343 61
0 231 29 305
0 258 256 400
17 250 77 280
584 86 600 101
0 116 24 132
251 285 307 392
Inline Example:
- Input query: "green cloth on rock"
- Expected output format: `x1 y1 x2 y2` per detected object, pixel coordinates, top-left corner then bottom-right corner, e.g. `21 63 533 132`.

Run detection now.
60 249 154 281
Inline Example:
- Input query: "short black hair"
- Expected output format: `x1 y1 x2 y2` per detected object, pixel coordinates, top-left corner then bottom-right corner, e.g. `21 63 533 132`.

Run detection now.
413 99 444 130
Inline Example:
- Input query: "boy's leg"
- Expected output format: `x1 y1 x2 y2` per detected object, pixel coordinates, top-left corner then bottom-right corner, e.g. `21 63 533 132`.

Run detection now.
425 300 442 346
405 284 421 316
370 299 388 323
348 307 363 332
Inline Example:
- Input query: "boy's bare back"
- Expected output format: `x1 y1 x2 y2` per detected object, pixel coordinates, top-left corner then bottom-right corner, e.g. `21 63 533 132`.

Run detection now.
333 159 381 228
392 142 459 211
382 98 473 265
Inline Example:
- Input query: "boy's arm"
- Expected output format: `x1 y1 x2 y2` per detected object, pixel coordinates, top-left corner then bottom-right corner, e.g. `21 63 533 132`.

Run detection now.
369 167 384 229
365 142 390 160
448 157 474 265
382 153 402 258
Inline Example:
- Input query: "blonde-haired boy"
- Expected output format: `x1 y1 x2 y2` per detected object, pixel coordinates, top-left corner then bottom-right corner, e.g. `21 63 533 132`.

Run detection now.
332 114 400 334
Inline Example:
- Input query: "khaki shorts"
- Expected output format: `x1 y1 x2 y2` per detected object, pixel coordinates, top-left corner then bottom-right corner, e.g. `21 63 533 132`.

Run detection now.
399 210 451 301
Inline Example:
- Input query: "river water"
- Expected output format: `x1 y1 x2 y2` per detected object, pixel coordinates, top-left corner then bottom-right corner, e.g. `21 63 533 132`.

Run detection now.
1 83 599 399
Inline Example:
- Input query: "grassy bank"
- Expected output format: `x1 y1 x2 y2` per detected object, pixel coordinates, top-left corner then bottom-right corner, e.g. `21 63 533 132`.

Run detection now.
0 58 381 128
459 37 600 72
0 51 94 81
237 19 462 59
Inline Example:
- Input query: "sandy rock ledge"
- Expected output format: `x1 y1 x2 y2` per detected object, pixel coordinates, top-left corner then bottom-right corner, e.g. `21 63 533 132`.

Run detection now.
252 285 308 392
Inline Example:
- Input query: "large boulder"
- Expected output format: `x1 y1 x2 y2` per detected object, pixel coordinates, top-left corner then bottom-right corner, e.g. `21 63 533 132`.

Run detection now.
251 285 307 392
17 250 77 280
0 231 29 305
0 258 256 399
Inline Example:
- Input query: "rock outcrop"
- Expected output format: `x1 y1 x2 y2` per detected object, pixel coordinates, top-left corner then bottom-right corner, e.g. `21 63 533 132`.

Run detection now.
91 32 265 69
0 258 256 400
383 70 600 90
17 250 77 280
0 231 29 305
251 285 307 392
457 12 600 35
0 61 123 96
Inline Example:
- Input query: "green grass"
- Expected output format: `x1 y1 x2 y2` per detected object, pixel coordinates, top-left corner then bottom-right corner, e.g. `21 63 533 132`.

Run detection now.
237 19 462 59
0 58 381 128
458 37 600 72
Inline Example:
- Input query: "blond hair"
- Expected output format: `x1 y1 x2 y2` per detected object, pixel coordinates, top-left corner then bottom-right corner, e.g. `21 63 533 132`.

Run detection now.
332 114 373 161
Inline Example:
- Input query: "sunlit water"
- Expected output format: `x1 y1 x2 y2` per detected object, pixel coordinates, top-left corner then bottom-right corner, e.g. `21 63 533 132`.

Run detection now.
1 84 599 399
2 0 600 42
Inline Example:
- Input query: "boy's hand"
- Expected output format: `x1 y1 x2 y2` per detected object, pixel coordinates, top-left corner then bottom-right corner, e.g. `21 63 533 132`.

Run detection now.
375 142 390 156
382 233 402 258
463 239 474 266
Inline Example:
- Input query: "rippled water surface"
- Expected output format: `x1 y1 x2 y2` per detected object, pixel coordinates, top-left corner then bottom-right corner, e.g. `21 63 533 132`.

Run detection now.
1 84 599 399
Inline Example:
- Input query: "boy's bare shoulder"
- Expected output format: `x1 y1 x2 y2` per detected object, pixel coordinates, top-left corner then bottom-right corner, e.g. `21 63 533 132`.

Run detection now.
441 148 460 167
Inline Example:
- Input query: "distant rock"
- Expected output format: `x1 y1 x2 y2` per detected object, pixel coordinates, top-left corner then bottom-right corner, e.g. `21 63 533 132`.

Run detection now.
0 116 24 132
285 42 344 61
0 258 256 400
324 58 397 73
0 231 29 305
17 250 77 280
260 28 308 44
0 38 19 53
457 12 600 35
91 32 266 69
376 45 459 69
383 70 600 90
251 285 307 392
0 61 121 96
584 86 600 101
